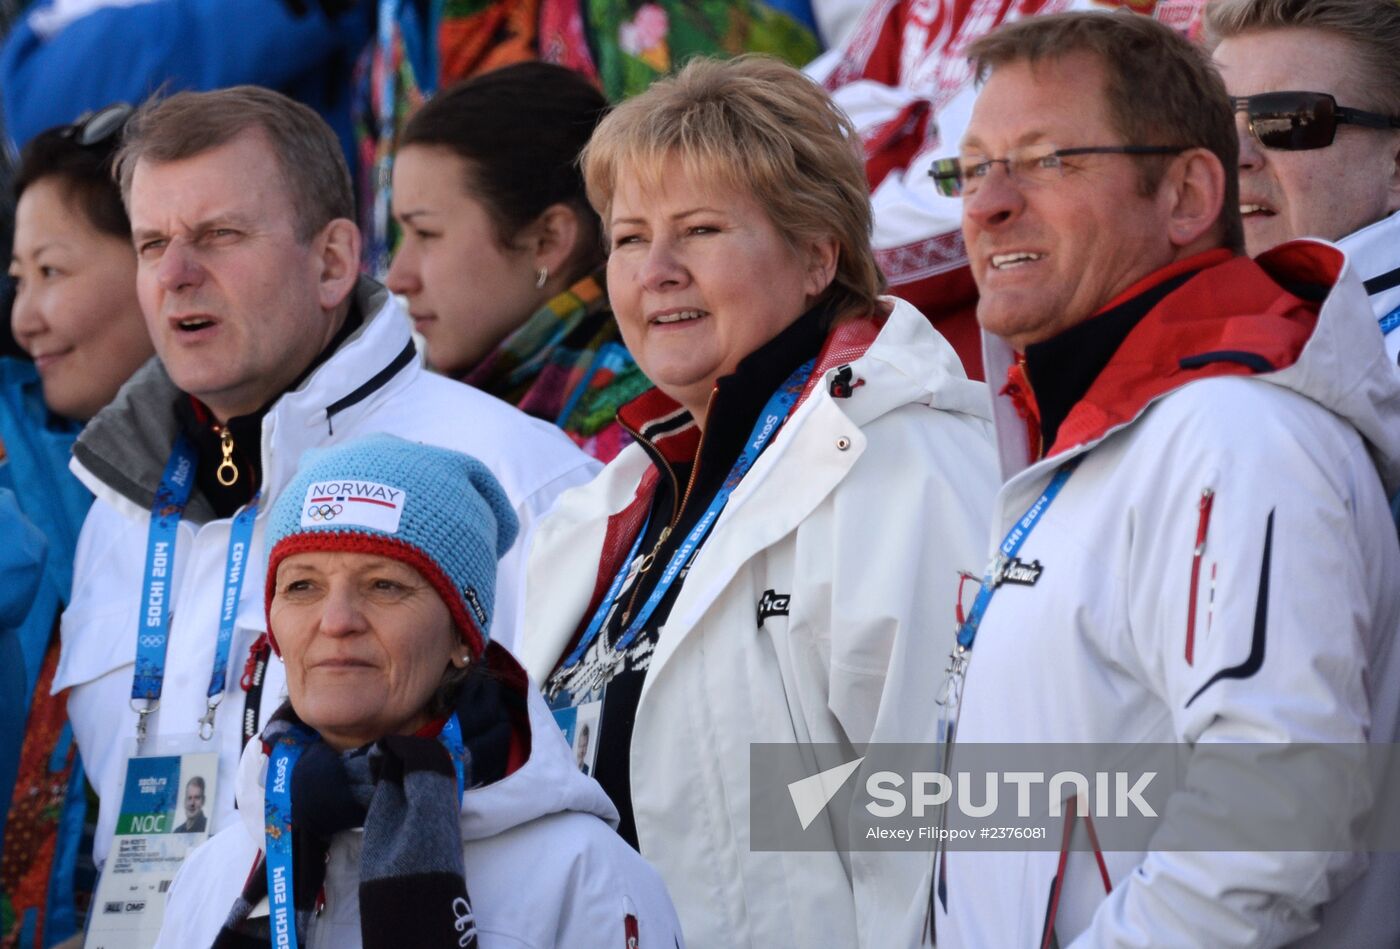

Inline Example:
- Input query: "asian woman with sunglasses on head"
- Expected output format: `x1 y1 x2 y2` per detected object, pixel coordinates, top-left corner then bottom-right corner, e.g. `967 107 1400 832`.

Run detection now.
2 103 154 948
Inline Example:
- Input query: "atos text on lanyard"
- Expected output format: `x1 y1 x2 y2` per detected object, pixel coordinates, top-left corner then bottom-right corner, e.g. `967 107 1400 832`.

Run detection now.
264 715 467 949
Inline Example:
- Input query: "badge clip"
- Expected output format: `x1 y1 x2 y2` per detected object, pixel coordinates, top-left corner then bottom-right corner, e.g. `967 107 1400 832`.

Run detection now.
198 700 220 741
131 698 159 746
935 645 968 709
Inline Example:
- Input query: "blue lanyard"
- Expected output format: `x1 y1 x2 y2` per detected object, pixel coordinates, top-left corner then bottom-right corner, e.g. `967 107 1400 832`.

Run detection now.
955 456 1081 653
1379 303 1400 337
264 715 468 948
131 436 198 739
264 722 316 949
133 437 262 743
439 713 467 800
564 358 815 668
200 493 261 739
561 516 650 669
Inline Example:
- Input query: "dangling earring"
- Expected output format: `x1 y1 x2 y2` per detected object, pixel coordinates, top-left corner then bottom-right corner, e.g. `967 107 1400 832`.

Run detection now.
535 266 549 290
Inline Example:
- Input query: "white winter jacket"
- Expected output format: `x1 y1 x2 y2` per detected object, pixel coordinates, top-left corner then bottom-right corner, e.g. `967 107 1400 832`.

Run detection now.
519 298 999 949
59 278 598 868
154 669 684 949
933 242 1400 947
1337 206 1400 368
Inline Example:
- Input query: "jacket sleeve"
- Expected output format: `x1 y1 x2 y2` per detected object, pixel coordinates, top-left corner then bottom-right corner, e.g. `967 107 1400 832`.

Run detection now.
1071 387 1394 947
0 487 47 628
1 0 368 147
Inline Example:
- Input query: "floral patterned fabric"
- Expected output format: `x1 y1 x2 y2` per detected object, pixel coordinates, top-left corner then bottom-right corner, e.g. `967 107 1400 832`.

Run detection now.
540 0 822 100
355 0 828 271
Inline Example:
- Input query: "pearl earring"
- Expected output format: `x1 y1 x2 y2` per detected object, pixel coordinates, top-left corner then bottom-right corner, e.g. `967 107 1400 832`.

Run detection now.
535 266 549 290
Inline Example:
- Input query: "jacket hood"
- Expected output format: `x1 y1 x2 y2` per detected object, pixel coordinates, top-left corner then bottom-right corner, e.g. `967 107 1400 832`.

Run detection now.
984 240 1400 494
70 278 411 525
520 296 991 683
851 296 992 424
1337 207 1400 327
235 647 618 849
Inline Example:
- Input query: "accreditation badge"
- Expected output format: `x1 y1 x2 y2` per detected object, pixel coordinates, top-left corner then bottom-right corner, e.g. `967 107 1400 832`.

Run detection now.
84 741 218 949
550 694 603 778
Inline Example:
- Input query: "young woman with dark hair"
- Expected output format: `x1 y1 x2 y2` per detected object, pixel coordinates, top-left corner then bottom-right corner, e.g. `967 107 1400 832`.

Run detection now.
387 62 647 462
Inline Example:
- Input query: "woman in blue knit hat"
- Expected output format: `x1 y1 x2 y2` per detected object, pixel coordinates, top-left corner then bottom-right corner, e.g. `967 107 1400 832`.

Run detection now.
154 434 682 949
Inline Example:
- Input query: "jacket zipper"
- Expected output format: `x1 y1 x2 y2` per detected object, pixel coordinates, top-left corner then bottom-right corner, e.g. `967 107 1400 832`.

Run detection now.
615 388 716 627
211 423 240 487
1184 487 1215 665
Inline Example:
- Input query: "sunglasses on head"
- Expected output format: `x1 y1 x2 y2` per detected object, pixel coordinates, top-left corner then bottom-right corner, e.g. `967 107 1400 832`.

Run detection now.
60 102 133 148
1231 91 1400 151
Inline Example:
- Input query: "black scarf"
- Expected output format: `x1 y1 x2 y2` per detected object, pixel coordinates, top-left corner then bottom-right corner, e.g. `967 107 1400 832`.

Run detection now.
213 657 523 948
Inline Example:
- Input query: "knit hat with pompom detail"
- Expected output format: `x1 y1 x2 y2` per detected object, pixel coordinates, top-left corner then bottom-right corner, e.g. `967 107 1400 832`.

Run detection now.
264 434 518 658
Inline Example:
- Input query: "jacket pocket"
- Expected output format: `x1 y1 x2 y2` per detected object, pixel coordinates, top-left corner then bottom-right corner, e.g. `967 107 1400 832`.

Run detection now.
55 598 137 692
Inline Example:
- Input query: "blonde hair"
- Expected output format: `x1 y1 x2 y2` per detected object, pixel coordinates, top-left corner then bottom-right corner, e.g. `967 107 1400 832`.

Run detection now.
581 55 884 318
1206 0 1400 116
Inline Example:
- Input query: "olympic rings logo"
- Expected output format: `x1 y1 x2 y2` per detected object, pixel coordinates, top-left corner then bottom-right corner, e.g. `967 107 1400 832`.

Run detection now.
138 634 165 649
305 503 343 521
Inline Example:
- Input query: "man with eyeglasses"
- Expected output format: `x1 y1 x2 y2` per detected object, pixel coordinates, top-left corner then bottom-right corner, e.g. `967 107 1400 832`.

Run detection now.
920 10 1400 948
1208 0 1400 368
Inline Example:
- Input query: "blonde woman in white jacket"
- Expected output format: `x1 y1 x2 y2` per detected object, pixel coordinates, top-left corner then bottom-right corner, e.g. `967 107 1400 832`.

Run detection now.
518 55 999 949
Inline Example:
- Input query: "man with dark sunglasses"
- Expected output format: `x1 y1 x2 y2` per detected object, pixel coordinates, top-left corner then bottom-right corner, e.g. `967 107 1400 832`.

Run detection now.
924 9 1400 949
1209 0 1400 367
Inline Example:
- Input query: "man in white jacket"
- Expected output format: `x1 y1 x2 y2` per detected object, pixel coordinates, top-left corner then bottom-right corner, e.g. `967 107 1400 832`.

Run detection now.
1208 0 1400 368
929 10 1400 947
59 86 597 874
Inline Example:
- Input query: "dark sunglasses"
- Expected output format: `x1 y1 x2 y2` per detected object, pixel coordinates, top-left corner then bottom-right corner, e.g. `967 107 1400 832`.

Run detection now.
1231 91 1400 151
60 102 133 148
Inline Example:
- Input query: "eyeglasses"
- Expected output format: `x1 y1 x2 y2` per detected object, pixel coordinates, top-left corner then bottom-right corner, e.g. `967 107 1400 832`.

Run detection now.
1231 91 1400 151
60 102 133 148
928 143 1187 197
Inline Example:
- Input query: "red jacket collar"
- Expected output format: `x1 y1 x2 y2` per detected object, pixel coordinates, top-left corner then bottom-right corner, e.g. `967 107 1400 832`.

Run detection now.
1043 245 1334 457
614 312 888 464
573 312 888 658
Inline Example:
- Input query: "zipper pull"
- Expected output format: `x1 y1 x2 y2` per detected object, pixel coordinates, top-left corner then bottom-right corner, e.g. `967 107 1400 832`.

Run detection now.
1194 488 1215 554
1184 487 1215 665
620 526 673 627
216 426 239 487
633 525 672 578
241 633 270 690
